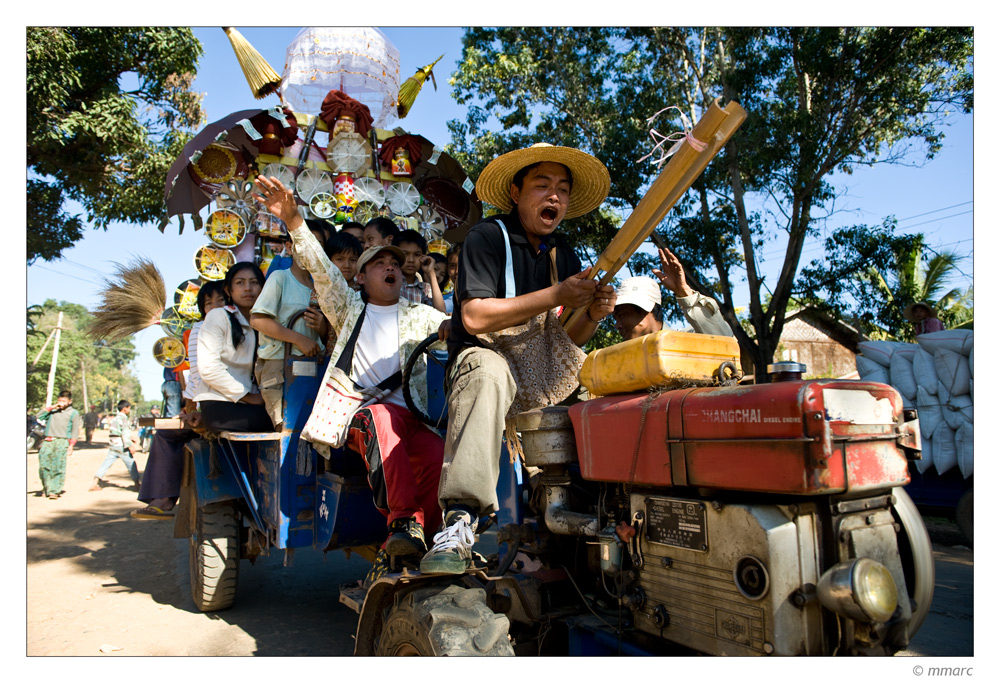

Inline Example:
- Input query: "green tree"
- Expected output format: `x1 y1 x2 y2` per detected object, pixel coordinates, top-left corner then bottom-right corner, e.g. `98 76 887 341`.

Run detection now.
447 27 973 378
27 27 205 263
27 300 142 412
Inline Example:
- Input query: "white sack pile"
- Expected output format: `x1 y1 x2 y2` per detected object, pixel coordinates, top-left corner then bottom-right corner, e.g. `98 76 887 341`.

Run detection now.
855 329 973 478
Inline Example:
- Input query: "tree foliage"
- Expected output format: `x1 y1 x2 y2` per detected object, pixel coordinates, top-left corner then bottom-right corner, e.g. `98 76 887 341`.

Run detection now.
447 27 973 377
27 27 205 263
27 300 143 412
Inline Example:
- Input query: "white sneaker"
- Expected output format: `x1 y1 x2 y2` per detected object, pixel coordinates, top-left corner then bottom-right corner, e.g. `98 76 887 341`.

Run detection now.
419 518 475 575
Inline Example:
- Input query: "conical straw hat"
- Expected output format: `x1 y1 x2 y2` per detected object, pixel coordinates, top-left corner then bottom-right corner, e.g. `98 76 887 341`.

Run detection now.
476 143 610 219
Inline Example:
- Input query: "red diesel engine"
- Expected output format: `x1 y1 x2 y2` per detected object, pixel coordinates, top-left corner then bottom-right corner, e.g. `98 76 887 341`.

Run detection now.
516 373 929 656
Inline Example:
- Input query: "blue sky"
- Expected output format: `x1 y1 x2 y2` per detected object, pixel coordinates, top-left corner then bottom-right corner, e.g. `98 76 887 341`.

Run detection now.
25 26 976 400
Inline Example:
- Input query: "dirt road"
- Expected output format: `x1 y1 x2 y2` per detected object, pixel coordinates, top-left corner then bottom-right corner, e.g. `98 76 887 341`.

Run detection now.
26 429 369 656
26 430 973 657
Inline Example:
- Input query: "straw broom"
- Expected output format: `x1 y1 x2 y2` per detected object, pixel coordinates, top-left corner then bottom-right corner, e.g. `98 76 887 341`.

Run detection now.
89 258 167 342
223 27 282 100
397 55 444 118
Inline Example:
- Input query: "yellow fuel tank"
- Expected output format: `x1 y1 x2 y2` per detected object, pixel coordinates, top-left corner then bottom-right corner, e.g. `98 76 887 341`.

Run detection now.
579 330 740 396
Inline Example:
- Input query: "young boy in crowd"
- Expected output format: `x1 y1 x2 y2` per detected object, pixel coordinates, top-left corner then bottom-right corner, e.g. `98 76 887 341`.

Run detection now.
395 229 446 312
326 230 363 291
431 252 448 291
339 221 365 244
249 221 330 430
362 217 400 249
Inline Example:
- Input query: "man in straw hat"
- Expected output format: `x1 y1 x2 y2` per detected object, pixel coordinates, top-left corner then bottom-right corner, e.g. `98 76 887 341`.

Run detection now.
420 143 618 575
904 301 945 336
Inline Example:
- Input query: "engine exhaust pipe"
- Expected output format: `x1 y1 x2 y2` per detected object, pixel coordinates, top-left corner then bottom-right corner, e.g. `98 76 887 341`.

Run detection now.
543 481 600 536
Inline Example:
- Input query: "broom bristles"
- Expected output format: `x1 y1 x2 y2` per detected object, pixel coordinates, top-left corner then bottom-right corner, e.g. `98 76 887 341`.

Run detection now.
397 55 444 118
223 26 282 100
89 258 167 342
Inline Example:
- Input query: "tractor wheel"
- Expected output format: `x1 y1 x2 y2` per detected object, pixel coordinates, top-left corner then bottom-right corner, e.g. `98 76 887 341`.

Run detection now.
891 487 935 640
956 488 973 547
189 500 240 612
376 584 514 656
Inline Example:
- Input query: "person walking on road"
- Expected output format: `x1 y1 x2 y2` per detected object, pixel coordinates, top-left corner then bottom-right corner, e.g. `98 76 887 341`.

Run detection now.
36 390 81 499
91 400 140 490
83 405 100 444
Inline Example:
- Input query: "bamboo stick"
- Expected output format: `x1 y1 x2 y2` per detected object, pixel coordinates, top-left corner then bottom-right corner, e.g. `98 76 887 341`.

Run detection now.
562 99 747 330
598 102 747 282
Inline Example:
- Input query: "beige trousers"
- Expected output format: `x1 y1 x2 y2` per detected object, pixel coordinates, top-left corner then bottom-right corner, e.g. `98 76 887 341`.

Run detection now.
437 347 516 515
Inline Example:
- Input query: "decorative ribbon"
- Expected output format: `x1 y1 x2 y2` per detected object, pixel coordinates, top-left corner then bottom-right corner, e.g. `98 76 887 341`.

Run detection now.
637 106 708 169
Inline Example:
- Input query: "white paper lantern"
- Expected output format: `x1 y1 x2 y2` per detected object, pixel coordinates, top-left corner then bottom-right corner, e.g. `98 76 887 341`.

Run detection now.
280 27 401 127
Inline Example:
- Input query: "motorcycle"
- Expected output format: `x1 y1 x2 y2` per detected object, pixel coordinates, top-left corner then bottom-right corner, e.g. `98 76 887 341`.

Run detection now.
27 415 46 451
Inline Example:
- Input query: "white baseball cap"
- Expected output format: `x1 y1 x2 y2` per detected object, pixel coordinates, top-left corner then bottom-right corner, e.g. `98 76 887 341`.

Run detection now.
615 277 661 313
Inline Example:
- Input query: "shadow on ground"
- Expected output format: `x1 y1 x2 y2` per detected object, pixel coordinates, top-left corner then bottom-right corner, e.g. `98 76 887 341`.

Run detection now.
27 490 374 655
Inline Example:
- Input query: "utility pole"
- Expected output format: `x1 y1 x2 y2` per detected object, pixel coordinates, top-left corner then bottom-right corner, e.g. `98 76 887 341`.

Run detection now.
44 312 63 408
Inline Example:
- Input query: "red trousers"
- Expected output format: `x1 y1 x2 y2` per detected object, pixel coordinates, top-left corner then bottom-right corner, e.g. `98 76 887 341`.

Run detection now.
347 402 444 534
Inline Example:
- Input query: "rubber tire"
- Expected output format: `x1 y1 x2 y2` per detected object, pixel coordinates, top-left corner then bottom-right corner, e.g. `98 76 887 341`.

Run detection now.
891 487 935 640
189 500 240 612
376 584 515 656
956 488 973 547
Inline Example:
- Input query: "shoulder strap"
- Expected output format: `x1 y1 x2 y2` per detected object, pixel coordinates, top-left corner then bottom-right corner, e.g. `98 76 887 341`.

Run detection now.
335 304 368 375
375 369 403 393
494 219 516 300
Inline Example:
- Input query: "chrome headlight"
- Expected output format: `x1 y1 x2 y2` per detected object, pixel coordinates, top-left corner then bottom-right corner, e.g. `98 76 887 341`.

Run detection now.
817 558 898 623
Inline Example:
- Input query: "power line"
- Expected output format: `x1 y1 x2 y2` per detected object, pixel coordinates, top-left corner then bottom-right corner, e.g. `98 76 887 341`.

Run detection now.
896 201 972 224
900 210 973 230
31 264 103 287
59 257 112 278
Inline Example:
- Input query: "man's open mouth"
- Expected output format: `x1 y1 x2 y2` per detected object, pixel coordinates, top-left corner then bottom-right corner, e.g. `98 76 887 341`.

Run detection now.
384 273 397 284
541 207 558 221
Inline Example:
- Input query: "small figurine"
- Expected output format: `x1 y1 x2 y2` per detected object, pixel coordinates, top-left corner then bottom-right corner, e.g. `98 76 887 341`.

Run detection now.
392 147 413 176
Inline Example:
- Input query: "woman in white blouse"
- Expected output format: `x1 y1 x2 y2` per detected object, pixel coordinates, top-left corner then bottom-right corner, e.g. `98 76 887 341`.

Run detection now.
194 262 272 432
132 264 268 519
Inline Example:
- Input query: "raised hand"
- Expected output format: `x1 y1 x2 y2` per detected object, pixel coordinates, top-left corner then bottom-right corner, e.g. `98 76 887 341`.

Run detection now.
253 176 300 227
652 245 694 297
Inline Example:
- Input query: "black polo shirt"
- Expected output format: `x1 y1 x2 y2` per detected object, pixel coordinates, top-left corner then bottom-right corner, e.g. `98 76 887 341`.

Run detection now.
448 211 583 360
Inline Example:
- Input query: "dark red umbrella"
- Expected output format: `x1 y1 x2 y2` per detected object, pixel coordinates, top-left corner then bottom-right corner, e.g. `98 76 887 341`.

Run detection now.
160 108 277 226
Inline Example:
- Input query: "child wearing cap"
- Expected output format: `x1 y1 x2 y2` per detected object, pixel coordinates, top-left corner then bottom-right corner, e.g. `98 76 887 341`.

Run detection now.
613 245 733 340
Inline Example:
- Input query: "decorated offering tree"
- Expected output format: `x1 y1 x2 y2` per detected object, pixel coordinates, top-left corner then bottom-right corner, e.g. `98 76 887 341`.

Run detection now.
141 27 480 369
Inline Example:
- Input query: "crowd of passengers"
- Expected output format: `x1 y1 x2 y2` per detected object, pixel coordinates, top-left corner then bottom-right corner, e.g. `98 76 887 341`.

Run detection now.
135 146 732 588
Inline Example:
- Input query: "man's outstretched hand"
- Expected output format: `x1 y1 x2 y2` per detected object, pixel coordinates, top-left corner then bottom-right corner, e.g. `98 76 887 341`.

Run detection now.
253 176 301 227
